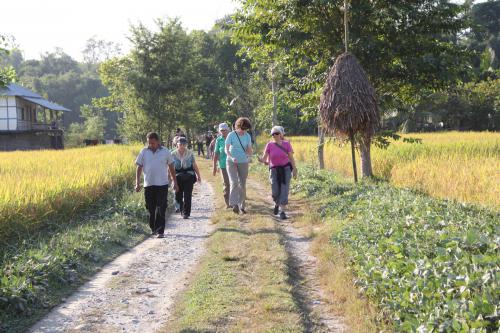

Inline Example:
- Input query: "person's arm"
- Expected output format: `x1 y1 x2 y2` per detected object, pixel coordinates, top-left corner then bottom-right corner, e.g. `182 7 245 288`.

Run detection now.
168 163 179 192
246 134 253 155
258 143 269 165
288 145 298 178
193 160 202 182
135 165 143 192
213 151 219 176
258 151 269 165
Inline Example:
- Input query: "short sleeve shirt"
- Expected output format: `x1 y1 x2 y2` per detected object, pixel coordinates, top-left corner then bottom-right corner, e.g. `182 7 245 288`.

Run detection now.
214 135 227 169
135 146 174 187
225 131 252 164
265 140 293 167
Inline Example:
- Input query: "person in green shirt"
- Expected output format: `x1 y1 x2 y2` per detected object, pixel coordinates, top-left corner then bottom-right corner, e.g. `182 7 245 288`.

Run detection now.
212 122 231 208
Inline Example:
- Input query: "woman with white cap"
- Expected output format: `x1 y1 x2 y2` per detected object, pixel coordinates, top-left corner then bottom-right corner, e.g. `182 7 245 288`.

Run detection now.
258 126 297 219
172 137 202 219
212 122 231 208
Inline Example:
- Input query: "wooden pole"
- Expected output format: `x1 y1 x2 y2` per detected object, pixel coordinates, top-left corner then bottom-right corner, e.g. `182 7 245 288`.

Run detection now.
349 130 358 183
344 0 349 52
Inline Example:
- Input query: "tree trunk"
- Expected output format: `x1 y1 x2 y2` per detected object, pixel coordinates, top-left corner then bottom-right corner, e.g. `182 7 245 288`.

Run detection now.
360 134 373 178
318 124 325 170
349 130 358 183
271 67 278 126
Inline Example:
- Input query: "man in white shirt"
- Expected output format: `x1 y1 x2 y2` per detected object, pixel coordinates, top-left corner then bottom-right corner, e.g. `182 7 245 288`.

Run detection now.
135 132 178 238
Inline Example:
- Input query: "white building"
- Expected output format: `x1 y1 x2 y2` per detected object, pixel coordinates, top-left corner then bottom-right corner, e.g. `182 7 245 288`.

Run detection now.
0 83 71 150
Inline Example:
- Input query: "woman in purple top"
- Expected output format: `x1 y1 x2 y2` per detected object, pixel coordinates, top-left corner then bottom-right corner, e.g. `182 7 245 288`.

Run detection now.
258 126 297 219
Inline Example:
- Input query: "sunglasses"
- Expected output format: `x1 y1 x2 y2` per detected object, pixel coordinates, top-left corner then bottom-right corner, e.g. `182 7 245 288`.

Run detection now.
272 133 280 136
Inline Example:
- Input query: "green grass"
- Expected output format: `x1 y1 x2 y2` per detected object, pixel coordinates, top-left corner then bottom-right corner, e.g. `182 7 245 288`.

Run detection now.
291 165 499 332
0 187 153 333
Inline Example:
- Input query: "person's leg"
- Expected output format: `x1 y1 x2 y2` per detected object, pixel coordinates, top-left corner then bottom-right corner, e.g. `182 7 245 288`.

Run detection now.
269 168 280 214
279 167 292 219
226 161 240 209
156 185 169 234
237 163 249 211
183 177 195 217
176 176 185 214
221 167 230 208
144 186 157 233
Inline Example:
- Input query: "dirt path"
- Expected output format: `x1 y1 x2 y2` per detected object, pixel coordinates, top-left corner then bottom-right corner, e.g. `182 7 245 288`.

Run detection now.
29 181 214 333
249 178 346 333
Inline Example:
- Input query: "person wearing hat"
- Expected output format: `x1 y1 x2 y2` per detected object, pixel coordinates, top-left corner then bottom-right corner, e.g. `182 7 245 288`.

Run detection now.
172 137 201 219
212 123 231 208
258 126 297 220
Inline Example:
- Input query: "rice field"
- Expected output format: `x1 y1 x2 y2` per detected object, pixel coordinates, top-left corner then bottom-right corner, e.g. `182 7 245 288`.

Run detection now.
0 145 141 241
288 132 500 208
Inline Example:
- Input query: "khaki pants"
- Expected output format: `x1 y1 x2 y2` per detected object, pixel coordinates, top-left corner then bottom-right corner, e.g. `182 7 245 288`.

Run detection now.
226 161 249 209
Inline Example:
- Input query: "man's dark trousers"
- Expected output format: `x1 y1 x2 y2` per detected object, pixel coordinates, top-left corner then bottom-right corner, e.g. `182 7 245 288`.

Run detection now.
144 185 169 234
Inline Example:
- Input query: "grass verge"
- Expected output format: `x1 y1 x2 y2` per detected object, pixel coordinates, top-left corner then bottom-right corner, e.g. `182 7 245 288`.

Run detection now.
289 164 498 332
251 161 385 332
162 160 304 332
0 187 153 333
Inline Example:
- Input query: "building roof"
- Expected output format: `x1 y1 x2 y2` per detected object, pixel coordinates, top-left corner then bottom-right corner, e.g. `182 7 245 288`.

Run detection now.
0 83 71 112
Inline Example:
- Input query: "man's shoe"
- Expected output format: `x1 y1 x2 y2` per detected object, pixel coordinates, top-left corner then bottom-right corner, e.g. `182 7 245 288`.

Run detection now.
273 204 279 215
157 233 165 238
232 206 240 214
279 211 287 220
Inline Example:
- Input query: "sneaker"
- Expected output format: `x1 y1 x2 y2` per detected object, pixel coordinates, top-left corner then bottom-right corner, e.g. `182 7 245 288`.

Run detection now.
232 205 240 214
240 208 247 214
279 211 287 220
183 215 189 219
175 208 180 213
157 233 165 238
273 204 279 215
151 231 158 236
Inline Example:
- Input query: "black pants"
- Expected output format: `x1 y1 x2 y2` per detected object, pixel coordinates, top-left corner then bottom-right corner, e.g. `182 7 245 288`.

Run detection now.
197 143 204 156
144 185 169 234
175 175 195 217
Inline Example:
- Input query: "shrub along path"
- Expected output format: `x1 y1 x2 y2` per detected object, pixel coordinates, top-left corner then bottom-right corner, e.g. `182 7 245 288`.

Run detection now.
28 181 214 333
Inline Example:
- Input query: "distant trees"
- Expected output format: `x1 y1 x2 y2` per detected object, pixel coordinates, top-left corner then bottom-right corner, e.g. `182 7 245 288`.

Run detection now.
95 18 261 142
0 35 16 87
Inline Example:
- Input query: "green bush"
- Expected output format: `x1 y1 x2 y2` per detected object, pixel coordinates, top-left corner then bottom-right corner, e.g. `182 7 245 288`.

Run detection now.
292 166 499 332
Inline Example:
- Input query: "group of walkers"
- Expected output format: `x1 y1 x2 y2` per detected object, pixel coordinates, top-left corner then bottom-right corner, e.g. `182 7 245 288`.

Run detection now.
134 117 297 238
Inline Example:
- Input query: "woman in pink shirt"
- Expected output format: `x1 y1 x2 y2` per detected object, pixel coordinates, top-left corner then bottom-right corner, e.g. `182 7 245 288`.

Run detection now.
258 126 297 219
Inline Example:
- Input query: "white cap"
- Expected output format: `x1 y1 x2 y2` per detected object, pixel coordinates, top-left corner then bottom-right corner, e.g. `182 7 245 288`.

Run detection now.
218 123 230 131
270 126 284 135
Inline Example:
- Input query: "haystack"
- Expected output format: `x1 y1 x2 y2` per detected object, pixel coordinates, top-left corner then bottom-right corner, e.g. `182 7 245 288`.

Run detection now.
319 52 379 181
319 52 378 137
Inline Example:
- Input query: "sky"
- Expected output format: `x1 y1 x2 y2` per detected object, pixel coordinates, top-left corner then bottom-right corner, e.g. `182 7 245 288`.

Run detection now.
0 0 240 61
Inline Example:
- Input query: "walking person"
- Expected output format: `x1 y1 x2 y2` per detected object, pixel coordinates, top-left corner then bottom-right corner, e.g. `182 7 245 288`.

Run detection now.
212 123 231 208
258 126 297 220
135 132 178 238
205 131 213 159
225 117 253 214
196 134 205 156
170 135 181 213
172 137 202 219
